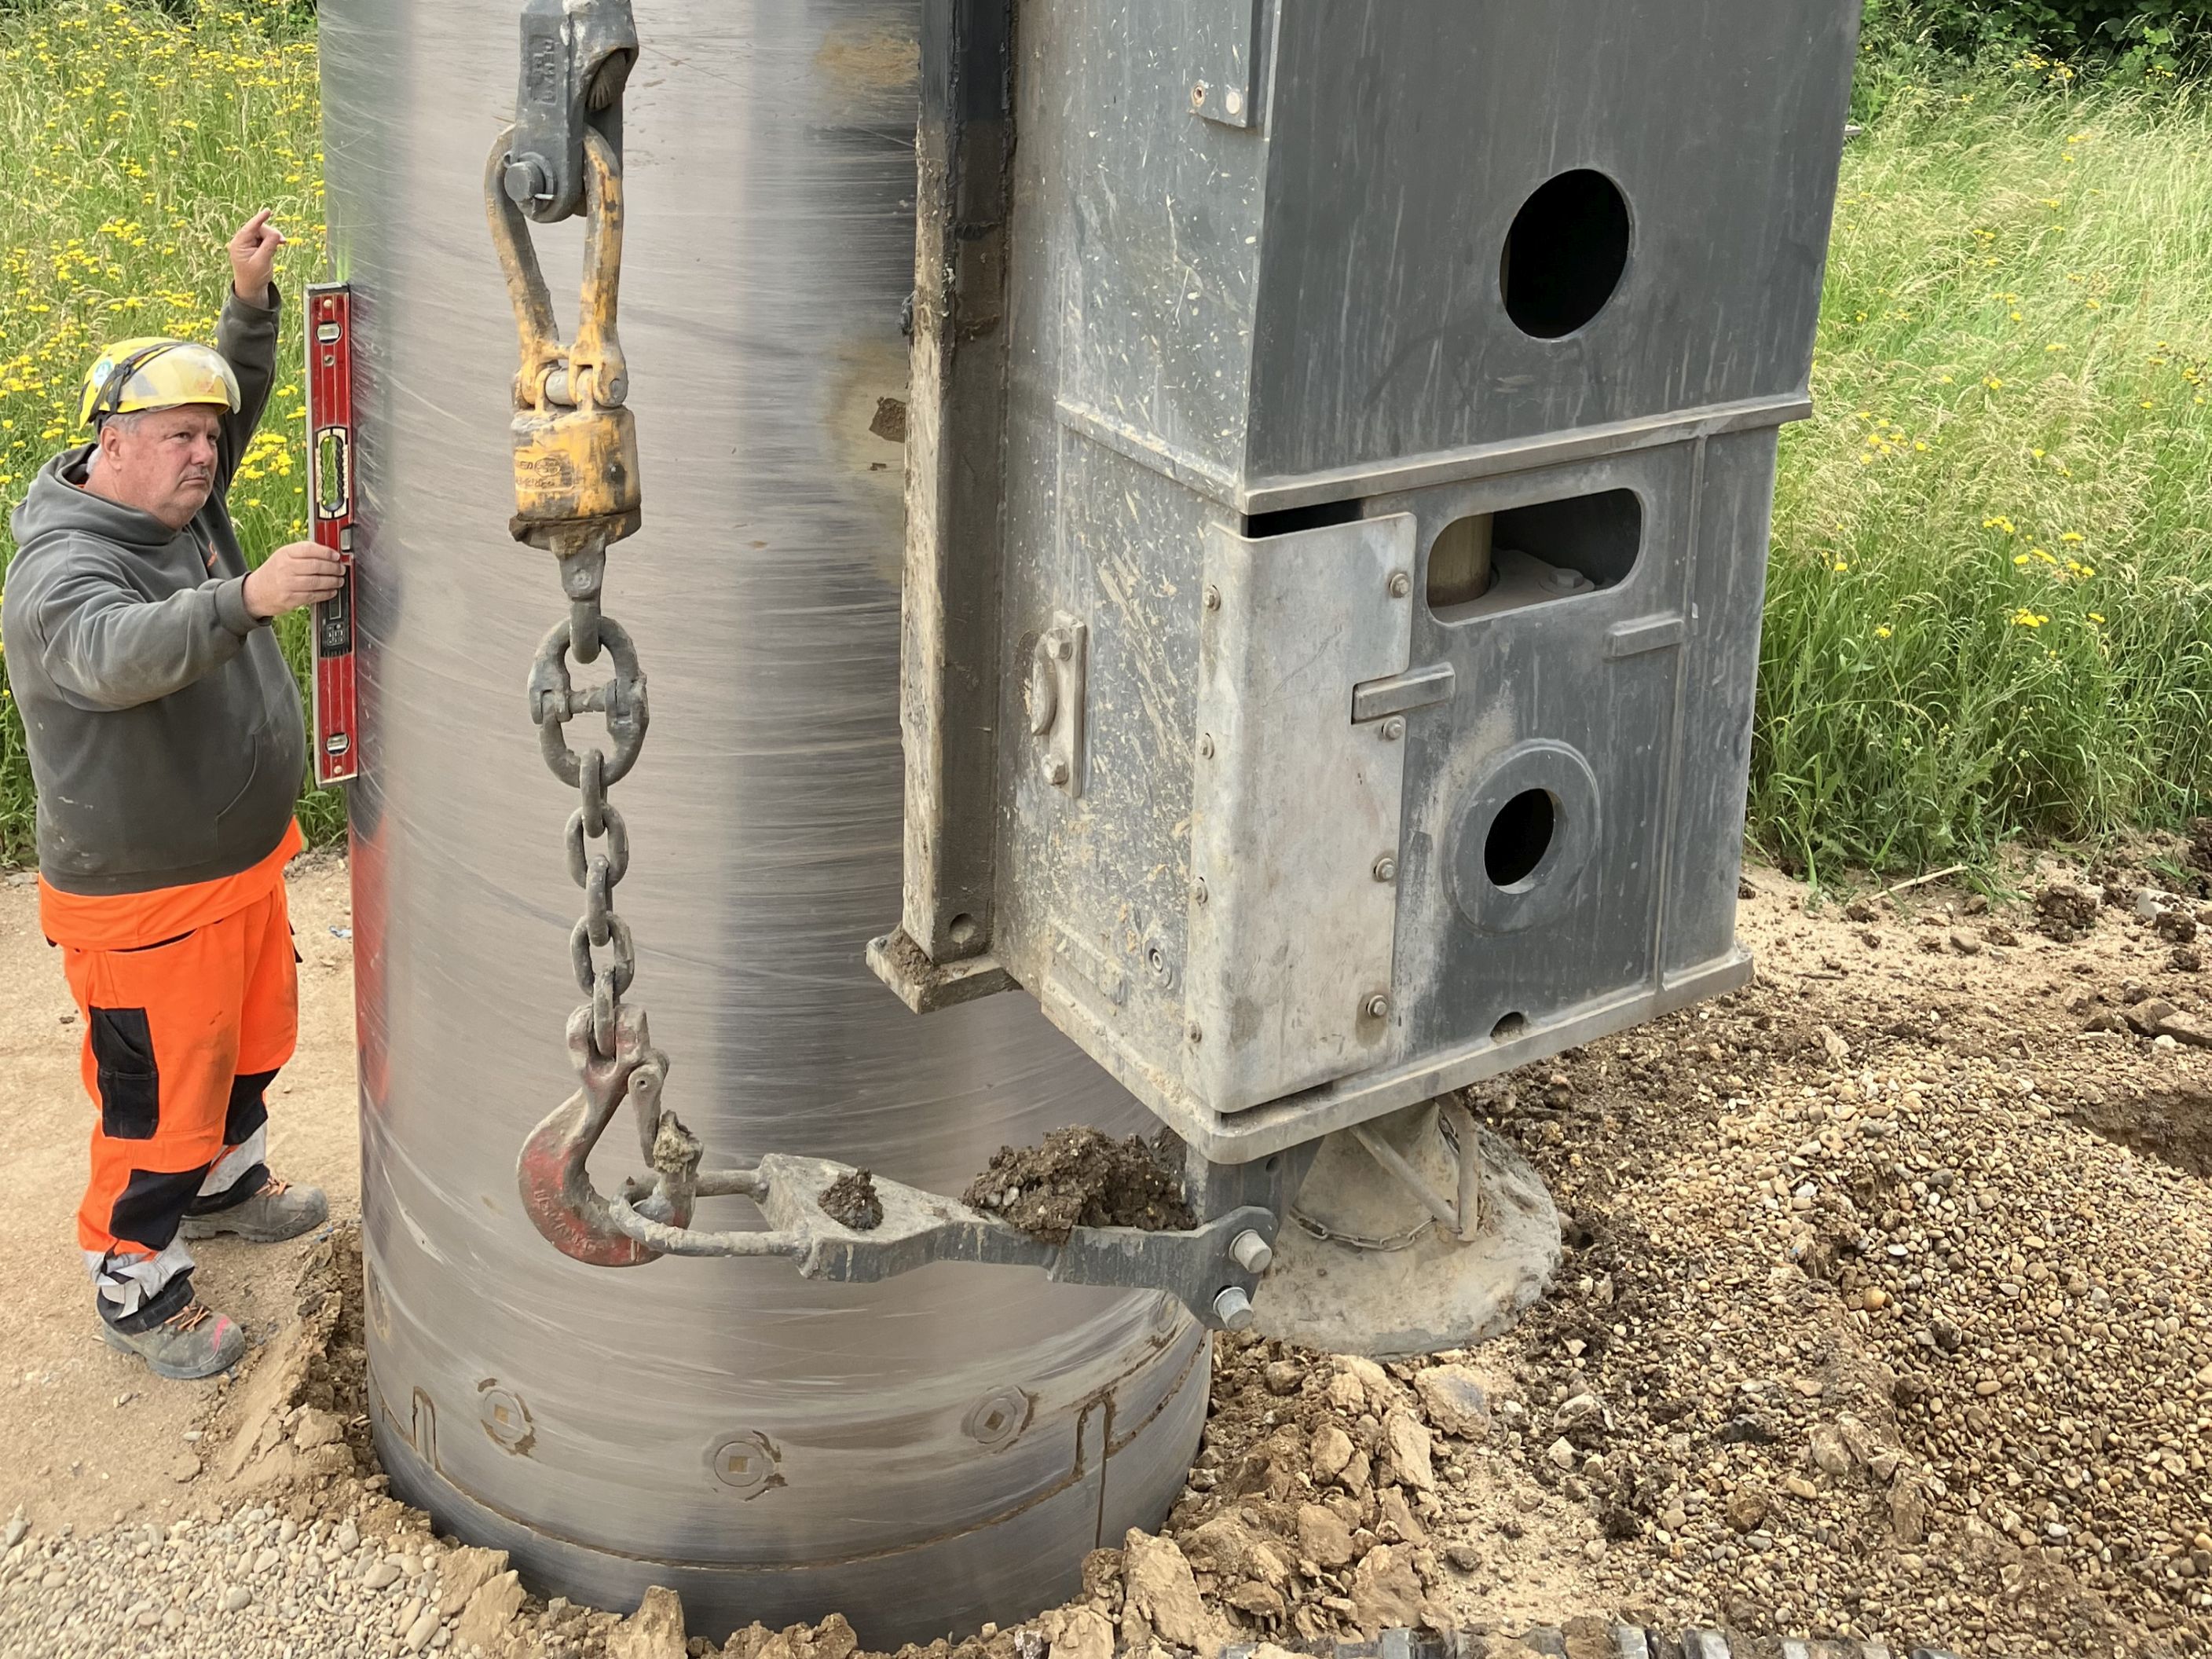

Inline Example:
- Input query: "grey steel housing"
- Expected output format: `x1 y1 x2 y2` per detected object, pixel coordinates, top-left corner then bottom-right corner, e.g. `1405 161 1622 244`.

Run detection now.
320 0 1204 1642
888 0 1861 1163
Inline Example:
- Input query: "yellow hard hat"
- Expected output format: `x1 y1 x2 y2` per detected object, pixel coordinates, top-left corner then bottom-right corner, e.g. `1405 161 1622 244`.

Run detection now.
78 336 242 428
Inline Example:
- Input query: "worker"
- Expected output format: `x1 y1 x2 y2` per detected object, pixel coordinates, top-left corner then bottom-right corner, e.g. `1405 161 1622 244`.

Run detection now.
2 211 347 1381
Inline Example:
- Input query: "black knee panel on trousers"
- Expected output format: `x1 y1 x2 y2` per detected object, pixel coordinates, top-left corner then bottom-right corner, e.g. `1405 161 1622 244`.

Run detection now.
108 1163 214 1253
224 1068 277 1146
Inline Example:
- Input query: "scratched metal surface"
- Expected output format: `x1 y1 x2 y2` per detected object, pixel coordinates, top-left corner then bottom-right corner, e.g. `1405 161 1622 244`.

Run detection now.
320 0 1206 1641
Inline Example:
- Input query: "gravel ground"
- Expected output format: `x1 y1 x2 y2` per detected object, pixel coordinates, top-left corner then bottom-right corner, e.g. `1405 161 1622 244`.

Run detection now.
2 844 2208 1659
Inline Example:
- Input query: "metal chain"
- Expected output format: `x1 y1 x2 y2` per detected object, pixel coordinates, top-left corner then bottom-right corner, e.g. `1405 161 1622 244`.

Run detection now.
526 537 651 1060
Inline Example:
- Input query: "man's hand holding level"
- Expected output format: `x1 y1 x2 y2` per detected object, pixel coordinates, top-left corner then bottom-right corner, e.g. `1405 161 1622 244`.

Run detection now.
244 542 345 621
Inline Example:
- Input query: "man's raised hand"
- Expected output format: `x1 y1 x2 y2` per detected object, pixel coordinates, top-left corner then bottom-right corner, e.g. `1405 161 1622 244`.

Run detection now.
229 210 286 308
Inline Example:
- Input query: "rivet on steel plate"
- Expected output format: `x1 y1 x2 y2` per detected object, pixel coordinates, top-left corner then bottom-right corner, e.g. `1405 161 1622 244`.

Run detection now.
1202 584 1221 612
1379 716 1406 742
1373 855 1398 883
1212 1286 1255 1331
1364 993 1392 1020
1223 88 1245 118
1186 1020 1203 1046
708 1430 784 1499
476 1382 537 1456
1192 877 1209 906
1197 733 1215 760
1229 1229 1273 1273
962 1388 1033 1449
1387 570 1412 599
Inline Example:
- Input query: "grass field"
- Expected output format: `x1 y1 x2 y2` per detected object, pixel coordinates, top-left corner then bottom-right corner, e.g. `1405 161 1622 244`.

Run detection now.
0 2 2207 876
1762 60 2212 878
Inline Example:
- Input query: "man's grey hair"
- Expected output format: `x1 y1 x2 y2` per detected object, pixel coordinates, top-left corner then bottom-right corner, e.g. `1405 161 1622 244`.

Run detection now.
97 408 150 438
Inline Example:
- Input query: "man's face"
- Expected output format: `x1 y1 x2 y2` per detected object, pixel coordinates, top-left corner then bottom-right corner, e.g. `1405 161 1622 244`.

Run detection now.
94 405 222 530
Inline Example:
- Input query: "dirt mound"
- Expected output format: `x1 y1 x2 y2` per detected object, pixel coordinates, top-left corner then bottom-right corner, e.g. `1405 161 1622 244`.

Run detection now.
820 1170 885 1231
965 1128 1193 1245
2034 883 2100 942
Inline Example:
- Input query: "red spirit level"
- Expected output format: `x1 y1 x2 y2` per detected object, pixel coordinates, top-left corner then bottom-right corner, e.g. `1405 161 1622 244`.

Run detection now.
306 283 358 786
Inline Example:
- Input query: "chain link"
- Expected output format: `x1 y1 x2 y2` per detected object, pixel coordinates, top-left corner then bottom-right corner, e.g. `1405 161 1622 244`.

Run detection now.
529 548 651 1060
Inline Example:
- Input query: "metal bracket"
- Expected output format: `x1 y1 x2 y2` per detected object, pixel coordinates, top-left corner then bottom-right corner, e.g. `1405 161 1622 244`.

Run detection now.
1352 661 1456 725
1027 615 1087 797
593 1154 1279 1333
504 0 638 224
1188 0 1265 130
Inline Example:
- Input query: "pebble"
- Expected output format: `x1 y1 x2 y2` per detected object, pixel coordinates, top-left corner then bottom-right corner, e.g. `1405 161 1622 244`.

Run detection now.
362 1558 403 1589
220 1584 251 1613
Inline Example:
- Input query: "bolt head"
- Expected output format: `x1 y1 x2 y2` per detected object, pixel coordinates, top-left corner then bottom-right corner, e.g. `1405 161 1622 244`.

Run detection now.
1191 81 1210 108
1044 757 1071 786
1198 733 1216 760
1203 584 1222 612
1186 1020 1204 1046
1387 571 1412 599
1224 88 1246 117
1212 1285 1255 1331
1051 632 1075 661
1379 717 1407 742
1192 877 1210 906
1364 994 1392 1020
1229 1229 1274 1274
1373 855 1398 883
503 156 552 206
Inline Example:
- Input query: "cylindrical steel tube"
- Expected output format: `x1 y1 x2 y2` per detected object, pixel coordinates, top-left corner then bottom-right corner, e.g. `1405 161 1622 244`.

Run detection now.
321 2 1206 1641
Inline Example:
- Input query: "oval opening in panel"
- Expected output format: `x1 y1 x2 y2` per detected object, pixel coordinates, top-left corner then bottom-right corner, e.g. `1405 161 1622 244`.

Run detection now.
1500 169 1632 340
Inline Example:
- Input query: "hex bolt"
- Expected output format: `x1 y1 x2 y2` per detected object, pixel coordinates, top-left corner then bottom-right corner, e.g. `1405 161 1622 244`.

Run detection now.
1213 1285 1255 1331
1364 993 1392 1020
1387 570 1412 599
1379 717 1406 743
1043 757 1071 786
503 155 551 206
1198 733 1215 760
1373 855 1398 883
1229 1229 1274 1274
1203 584 1222 613
1192 877 1210 906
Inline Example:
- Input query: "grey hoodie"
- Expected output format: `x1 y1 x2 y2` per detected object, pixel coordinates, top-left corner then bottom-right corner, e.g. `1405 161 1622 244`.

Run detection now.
2 287 307 897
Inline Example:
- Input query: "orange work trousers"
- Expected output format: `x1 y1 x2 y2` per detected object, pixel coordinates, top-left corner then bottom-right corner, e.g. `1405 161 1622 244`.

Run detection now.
60 880 299 1314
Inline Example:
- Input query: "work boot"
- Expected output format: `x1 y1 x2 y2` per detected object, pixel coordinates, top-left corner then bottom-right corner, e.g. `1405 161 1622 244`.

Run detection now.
101 1299 247 1381
179 1175 329 1243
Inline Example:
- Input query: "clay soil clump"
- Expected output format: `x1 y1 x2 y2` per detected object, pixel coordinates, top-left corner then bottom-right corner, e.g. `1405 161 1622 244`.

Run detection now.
965 1127 1193 1244
821 1169 885 1231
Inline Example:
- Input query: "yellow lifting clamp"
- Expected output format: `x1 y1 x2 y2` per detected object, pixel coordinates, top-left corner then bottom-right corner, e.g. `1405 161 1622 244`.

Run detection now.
485 125 640 556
